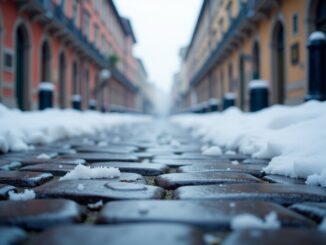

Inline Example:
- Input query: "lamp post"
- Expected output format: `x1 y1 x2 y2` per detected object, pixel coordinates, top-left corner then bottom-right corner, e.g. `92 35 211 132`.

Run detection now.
99 69 111 112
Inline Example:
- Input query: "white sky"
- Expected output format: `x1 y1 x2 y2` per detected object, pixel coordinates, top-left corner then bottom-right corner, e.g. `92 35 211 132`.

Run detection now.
114 0 202 92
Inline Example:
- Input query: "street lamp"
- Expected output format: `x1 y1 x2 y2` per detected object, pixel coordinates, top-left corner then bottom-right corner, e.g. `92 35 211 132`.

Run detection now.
99 69 111 112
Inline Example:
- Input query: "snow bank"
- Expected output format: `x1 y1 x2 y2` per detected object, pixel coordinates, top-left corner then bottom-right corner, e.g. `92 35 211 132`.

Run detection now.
8 189 36 201
60 164 120 181
0 103 152 153
231 212 280 230
171 101 326 186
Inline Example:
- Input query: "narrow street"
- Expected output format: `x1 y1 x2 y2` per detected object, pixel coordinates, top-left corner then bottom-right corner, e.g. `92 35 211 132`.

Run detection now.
1 120 326 244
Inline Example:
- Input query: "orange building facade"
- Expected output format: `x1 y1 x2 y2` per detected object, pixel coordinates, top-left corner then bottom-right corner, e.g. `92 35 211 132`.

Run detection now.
173 0 326 112
0 0 141 111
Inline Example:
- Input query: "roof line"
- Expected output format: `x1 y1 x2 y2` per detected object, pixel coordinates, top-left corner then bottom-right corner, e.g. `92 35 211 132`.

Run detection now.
184 0 208 60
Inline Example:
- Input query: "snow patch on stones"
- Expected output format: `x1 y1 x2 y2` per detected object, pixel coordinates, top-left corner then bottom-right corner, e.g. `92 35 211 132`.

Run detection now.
231 212 280 230
171 101 326 186
60 164 120 181
88 200 103 210
36 153 51 159
8 189 36 201
202 146 222 156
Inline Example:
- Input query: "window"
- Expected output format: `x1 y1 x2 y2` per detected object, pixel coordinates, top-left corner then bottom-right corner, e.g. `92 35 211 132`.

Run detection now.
94 24 99 47
83 11 90 38
292 13 299 35
219 18 224 35
101 35 106 54
4 49 14 71
226 0 233 23
72 0 78 26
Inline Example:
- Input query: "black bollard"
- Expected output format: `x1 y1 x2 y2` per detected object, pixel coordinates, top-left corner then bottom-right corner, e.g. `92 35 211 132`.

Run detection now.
101 105 107 113
306 31 326 101
223 93 236 110
208 98 219 112
200 102 208 113
88 99 96 110
71 94 81 110
39 82 54 110
249 80 269 112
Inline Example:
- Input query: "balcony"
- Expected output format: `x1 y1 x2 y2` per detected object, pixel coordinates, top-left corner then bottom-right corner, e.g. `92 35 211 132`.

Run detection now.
14 0 138 92
15 0 107 66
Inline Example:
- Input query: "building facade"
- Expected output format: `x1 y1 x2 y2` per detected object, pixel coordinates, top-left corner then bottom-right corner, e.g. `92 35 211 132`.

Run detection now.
174 0 326 112
0 0 146 112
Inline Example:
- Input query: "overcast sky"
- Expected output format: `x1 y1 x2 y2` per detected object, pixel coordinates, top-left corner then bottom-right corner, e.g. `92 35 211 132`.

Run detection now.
114 0 202 92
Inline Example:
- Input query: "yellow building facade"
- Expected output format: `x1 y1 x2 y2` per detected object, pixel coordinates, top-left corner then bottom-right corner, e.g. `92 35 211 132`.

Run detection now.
177 0 326 111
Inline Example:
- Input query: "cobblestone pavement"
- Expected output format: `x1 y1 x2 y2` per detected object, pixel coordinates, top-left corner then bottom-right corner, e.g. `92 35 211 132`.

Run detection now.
1 121 326 244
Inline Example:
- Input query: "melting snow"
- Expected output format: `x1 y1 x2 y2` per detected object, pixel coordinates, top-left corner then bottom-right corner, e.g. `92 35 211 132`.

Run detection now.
60 164 120 181
77 184 85 190
231 212 280 230
88 200 103 210
171 101 326 186
36 153 51 159
202 146 222 156
9 189 36 201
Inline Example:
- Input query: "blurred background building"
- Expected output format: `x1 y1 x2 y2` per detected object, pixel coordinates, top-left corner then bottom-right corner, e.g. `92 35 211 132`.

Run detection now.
172 0 326 112
0 0 155 113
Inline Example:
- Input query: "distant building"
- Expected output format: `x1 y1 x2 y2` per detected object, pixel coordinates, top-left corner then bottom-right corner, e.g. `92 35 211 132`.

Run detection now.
135 58 156 114
174 0 326 111
0 0 143 112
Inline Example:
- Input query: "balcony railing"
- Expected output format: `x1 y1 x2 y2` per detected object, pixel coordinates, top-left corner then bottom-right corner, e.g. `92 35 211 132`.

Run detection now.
189 0 264 87
31 0 137 92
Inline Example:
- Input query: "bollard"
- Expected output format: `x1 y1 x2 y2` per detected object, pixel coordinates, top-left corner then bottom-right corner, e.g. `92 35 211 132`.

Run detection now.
88 99 96 110
223 92 236 110
306 31 326 101
200 102 208 113
39 82 54 110
101 105 107 113
71 94 81 110
191 105 200 114
249 80 269 112
208 98 219 112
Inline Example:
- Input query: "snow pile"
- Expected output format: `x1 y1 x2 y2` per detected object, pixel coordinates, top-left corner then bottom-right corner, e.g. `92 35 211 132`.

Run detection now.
60 164 120 181
202 146 222 156
231 212 280 230
8 189 36 201
88 200 103 210
77 184 85 190
171 101 326 186
0 103 152 153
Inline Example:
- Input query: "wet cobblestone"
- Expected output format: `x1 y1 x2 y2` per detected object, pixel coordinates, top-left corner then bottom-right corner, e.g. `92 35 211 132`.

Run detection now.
0 121 325 244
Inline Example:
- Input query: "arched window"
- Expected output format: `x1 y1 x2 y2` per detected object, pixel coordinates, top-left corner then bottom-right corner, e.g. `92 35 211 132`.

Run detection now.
72 61 78 95
58 52 66 108
41 41 51 82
